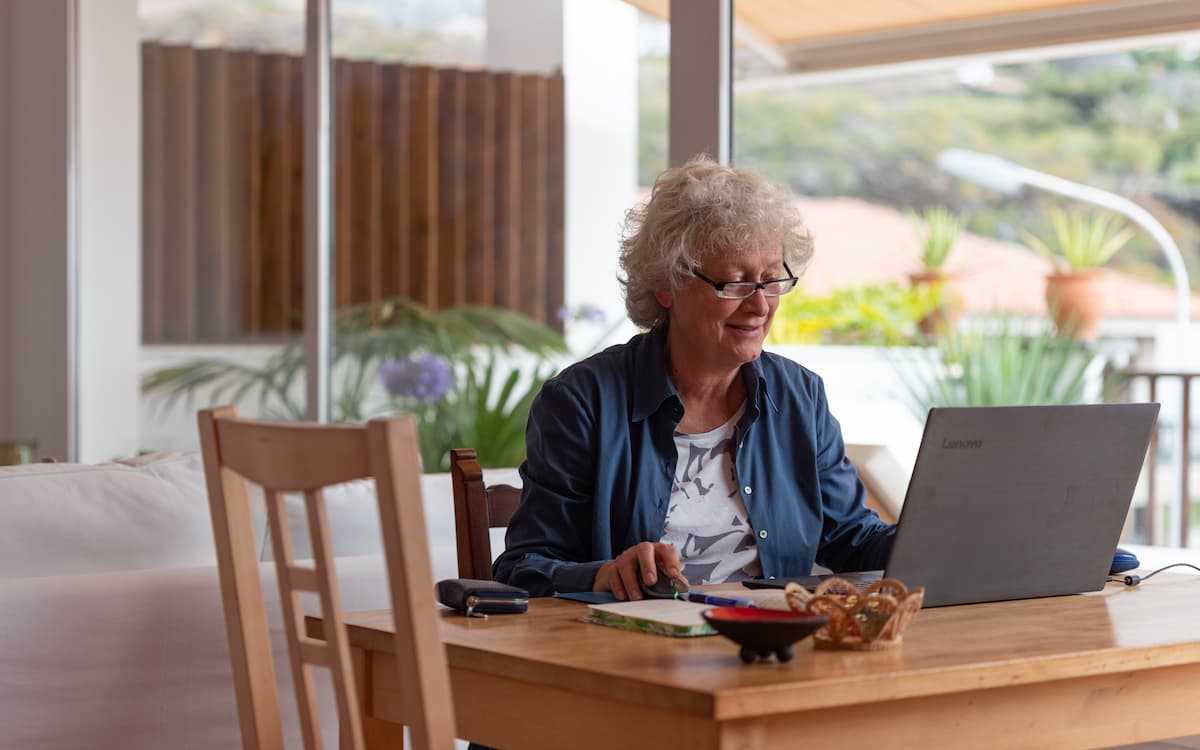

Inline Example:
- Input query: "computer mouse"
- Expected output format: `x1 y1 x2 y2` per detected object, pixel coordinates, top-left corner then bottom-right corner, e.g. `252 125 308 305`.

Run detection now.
1110 547 1140 575
639 566 688 599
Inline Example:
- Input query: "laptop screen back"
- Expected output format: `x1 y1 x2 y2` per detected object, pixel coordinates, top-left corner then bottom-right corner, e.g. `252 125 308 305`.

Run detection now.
887 403 1159 607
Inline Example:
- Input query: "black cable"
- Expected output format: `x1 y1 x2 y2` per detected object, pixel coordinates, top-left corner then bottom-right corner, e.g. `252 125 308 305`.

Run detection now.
1106 562 1200 586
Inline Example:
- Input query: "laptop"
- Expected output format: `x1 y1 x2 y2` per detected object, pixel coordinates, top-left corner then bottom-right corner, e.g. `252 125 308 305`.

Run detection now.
746 403 1159 607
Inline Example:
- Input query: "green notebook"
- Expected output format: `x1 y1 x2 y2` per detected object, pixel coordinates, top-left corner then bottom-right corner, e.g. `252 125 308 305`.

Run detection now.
581 599 717 637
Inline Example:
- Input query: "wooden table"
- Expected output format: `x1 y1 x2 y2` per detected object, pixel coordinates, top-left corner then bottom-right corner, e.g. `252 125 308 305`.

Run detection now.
311 564 1200 750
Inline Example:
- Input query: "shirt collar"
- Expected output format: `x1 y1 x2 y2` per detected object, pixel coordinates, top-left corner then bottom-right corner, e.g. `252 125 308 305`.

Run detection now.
631 324 775 422
631 325 677 423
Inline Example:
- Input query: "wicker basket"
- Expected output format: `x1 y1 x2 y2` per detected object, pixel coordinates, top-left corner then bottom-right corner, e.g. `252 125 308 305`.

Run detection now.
785 578 924 651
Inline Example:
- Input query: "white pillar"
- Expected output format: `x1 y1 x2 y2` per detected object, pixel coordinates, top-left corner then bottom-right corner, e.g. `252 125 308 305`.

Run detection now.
669 0 731 166
0 0 141 462
486 0 639 350
485 0 563 74
563 1 639 346
76 0 141 461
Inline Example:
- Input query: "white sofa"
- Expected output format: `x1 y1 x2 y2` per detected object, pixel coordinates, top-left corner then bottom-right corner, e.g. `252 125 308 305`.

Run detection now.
0 451 517 750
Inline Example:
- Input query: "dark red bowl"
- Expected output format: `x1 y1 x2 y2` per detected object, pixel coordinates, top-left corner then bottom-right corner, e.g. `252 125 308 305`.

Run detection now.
702 607 829 663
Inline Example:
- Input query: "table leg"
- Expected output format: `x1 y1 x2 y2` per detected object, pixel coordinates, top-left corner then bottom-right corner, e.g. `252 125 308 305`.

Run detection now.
345 646 407 750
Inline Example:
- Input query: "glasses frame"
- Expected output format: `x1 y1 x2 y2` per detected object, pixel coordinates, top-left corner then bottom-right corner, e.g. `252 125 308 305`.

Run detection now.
692 262 799 300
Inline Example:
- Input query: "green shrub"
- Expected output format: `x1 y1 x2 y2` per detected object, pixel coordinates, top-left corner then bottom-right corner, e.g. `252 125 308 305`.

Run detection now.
767 283 939 346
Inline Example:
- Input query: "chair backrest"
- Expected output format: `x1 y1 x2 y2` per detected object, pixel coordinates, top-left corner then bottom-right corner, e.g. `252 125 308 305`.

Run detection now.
198 406 455 750
845 443 909 524
448 448 522 580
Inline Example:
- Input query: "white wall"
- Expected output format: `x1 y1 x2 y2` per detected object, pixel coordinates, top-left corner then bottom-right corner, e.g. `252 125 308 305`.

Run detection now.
0 0 141 462
0 1 73 460
484 1 640 353
562 1 640 345
485 0 563 74
76 0 140 461
0 1 10 435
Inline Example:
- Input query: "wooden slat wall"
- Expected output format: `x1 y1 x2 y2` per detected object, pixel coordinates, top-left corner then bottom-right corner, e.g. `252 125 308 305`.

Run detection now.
142 43 165 342
162 44 198 341
142 43 565 343
230 50 262 335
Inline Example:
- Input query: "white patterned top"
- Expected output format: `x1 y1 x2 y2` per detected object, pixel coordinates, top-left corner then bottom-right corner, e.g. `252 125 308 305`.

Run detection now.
659 403 762 584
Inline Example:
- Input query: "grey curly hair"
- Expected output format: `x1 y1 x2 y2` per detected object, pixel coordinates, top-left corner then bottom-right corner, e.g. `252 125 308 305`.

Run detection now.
618 155 814 329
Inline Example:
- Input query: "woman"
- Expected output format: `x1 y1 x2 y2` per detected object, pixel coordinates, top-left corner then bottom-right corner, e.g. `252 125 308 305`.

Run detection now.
493 155 895 599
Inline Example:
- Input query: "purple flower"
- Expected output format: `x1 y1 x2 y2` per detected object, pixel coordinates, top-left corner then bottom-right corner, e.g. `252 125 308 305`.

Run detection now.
579 304 608 325
379 355 453 405
556 304 608 326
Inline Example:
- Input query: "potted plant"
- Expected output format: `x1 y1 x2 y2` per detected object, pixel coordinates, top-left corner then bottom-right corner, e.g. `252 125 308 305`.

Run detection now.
907 206 966 337
1021 209 1134 341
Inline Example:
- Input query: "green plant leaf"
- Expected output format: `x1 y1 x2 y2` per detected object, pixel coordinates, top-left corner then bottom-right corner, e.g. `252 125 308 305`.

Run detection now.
909 206 966 271
142 296 568 427
890 317 1099 419
1022 209 1135 271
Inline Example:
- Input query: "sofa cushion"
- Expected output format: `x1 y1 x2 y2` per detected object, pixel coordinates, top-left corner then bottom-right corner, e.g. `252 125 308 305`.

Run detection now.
274 468 522 584
0 452 265 578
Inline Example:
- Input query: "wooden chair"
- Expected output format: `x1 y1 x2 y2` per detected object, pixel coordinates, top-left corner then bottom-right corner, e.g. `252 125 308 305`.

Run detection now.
448 448 522 580
198 406 455 750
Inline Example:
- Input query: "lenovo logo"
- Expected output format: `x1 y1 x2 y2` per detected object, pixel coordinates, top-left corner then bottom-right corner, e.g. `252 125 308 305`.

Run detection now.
941 438 983 449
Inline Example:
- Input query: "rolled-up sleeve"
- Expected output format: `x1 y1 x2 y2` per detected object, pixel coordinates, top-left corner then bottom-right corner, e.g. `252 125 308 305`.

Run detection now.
810 380 896 572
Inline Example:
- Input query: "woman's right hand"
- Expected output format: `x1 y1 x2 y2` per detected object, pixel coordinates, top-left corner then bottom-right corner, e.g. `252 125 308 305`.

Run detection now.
592 541 685 601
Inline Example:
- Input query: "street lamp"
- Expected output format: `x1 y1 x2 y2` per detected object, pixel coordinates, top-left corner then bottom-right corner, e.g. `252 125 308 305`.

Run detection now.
938 147 1191 545
936 148 1191 352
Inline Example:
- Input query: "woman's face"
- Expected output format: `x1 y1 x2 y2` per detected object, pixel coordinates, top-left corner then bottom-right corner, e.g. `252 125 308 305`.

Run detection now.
656 241 787 377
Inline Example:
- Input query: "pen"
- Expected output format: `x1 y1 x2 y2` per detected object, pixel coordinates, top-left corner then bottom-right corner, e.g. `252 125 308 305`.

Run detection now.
677 590 758 608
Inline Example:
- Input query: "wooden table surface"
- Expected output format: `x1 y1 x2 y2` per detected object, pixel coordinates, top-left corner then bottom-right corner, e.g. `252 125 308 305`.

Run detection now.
312 561 1200 749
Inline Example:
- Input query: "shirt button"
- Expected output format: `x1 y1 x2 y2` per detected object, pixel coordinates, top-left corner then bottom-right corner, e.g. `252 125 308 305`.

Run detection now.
743 485 752 495
758 529 768 540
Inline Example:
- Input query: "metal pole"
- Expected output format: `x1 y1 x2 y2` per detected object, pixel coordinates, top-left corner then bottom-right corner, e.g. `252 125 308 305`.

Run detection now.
1010 166 1191 546
303 0 332 422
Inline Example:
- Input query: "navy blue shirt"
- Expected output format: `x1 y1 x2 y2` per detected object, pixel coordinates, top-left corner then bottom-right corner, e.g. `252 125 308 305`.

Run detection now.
493 325 895 596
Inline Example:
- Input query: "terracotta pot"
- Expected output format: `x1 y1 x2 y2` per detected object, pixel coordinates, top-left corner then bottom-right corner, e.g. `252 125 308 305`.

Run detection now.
908 271 963 338
1044 269 1110 341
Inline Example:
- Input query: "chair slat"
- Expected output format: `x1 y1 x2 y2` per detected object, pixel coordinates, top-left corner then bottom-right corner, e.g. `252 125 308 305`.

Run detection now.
298 639 329 667
289 567 319 592
263 488 323 750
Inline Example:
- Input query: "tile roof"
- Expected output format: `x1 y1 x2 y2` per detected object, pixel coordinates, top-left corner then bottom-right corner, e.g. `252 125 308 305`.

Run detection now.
795 196 1200 320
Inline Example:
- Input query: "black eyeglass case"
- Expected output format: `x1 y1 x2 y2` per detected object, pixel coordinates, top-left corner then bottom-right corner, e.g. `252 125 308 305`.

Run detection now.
436 578 529 617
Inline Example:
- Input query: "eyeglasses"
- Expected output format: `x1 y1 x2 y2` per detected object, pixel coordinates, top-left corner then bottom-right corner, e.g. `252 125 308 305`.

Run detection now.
692 263 799 300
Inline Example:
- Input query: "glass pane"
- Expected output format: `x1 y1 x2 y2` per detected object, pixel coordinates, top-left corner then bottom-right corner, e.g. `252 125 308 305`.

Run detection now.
731 11 1200 544
314 0 666 471
138 0 309 449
